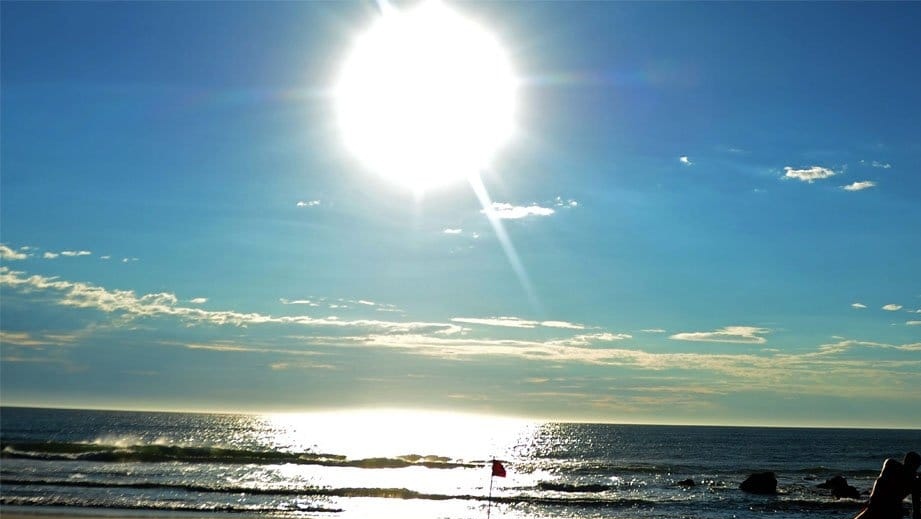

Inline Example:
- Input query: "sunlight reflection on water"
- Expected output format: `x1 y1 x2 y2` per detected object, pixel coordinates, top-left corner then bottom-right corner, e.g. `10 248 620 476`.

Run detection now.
257 409 539 460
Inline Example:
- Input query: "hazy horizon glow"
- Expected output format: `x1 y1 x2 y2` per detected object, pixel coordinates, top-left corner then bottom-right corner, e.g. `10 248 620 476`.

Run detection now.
1 1 920 429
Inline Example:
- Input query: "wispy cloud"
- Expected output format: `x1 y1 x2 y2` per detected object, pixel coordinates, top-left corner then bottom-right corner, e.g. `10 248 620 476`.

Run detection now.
443 228 463 234
0 267 462 335
670 326 769 345
189 298 208 304
37 249 93 259
451 316 585 330
554 197 579 208
280 298 320 307
783 166 836 183
0 330 77 347
679 156 693 166
842 181 876 191
483 202 555 219
871 161 891 169
296 200 321 207
851 303 867 309
0 244 29 260
882 304 902 311
270 361 338 371
641 328 666 333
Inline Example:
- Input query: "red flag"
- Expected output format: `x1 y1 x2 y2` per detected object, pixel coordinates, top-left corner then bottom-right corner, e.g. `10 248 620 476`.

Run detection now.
491 460 506 478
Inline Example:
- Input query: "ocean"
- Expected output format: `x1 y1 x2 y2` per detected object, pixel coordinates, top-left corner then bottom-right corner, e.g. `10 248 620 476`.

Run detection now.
1 407 918 519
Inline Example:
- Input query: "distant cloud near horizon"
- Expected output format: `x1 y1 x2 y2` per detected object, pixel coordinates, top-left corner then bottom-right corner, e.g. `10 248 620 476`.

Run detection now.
296 200 320 207
670 326 769 344
842 181 876 191
851 303 867 309
443 228 463 234
882 304 902 311
783 166 836 183
484 202 555 219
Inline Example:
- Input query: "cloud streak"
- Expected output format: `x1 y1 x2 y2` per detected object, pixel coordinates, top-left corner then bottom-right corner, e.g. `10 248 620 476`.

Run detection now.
669 326 769 344
483 202 555 219
451 316 585 330
842 181 876 191
784 166 836 183
0 267 462 335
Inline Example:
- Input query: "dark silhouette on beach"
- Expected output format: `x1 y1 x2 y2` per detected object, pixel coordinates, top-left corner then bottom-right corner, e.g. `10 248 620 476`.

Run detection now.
854 451 920 519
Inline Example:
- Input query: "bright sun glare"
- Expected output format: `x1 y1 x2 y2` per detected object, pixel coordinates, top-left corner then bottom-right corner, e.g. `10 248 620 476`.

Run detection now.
335 1 517 192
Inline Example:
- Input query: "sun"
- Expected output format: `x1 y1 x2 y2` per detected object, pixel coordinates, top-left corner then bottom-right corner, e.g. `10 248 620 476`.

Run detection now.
334 1 517 192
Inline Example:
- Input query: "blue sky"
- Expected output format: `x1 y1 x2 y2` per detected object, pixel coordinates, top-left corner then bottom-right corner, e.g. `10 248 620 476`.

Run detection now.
2 1 919 428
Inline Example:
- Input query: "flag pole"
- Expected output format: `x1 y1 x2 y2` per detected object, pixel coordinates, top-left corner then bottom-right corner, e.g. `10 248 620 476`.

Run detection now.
487 459 495 519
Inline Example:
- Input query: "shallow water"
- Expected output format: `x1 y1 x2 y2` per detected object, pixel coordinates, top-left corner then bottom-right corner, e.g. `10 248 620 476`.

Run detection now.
2 407 918 518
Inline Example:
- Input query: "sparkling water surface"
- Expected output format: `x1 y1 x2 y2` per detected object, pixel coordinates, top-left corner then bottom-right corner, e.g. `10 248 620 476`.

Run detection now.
1 407 919 519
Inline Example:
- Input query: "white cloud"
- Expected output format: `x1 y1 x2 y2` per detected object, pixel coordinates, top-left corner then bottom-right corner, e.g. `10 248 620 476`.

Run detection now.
783 166 836 183
679 156 692 166
189 297 208 304
270 361 337 371
100 256 111 260
882 304 903 311
540 320 585 330
554 197 579 208
122 257 139 263
483 203 555 219
358 300 376 306
279 298 320 307
61 250 92 257
563 332 632 344
851 303 867 309
641 328 666 333
443 228 463 234
907 321 921 326
0 244 28 260
871 161 891 169
842 181 876 191
452 316 539 328
451 316 585 330
297 200 321 207
43 252 59 259
670 326 769 345
0 330 77 347
0 267 463 335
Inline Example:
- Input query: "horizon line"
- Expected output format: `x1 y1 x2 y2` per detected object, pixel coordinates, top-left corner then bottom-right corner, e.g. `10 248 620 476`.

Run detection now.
1 402 917 431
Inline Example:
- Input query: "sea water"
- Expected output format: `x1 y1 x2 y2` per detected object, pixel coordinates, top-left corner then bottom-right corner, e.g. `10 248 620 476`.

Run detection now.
1 407 918 519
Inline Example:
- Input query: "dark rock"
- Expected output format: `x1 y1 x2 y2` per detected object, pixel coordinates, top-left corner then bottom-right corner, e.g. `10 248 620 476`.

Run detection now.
816 475 861 499
740 472 778 494
677 478 696 487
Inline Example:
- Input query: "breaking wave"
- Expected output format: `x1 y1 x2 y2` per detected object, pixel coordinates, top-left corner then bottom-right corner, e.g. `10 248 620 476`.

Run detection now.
0 441 472 469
